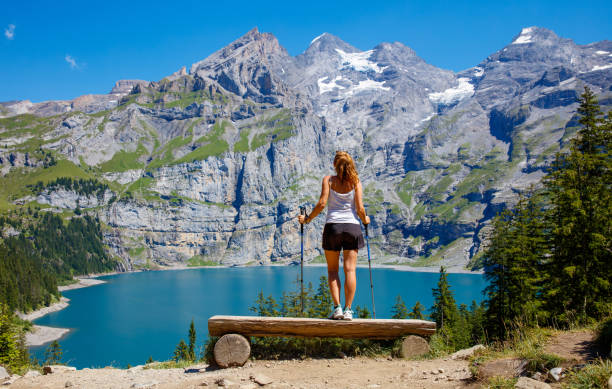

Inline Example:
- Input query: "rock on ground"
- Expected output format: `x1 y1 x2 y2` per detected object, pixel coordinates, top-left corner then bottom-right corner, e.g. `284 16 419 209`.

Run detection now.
477 358 528 380
400 335 431 358
43 366 77 375
250 373 273 385
515 376 551 389
450 344 485 360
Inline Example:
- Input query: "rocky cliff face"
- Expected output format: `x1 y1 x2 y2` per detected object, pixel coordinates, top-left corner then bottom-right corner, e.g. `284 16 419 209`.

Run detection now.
1 27 610 270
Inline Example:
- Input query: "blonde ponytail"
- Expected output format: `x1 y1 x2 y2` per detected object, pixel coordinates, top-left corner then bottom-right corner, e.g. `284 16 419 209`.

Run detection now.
333 151 359 187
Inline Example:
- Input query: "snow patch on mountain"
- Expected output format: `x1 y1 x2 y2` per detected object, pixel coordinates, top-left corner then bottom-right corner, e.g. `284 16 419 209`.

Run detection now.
592 64 612 71
343 79 390 97
318 76 346 94
513 27 535 44
473 67 484 77
418 114 434 125
310 33 326 45
595 50 609 55
335 49 386 73
428 78 474 105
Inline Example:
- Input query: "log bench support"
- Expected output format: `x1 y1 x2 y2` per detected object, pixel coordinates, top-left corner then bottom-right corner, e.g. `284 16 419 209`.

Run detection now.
209 315 436 368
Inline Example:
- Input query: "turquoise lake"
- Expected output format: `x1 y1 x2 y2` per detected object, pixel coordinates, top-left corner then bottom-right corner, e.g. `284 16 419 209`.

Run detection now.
31 266 486 368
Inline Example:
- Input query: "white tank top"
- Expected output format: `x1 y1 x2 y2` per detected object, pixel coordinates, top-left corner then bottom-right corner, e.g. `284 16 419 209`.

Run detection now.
326 188 360 224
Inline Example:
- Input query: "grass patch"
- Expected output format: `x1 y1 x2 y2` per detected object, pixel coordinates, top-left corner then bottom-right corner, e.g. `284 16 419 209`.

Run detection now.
164 91 212 109
563 359 612 388
146 118 229 169
0 114 47 132
428 157 509 222
246 109 295 150
143 360 195 370
128 247 146 257
486 376 517 388
363 184 385 213
147 134 193 170
234 129 250 153
309 255 327 264
187 256 220 267
0 159 92 211
470 327 563 377
396 170 432 207
173 121 229 164
98 143 147 172
57 278 80 287
97 115 109 132
0 114 58 152
124 176 160 201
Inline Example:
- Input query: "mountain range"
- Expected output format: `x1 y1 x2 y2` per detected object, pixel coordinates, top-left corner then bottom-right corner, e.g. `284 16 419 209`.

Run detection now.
1 26 610 270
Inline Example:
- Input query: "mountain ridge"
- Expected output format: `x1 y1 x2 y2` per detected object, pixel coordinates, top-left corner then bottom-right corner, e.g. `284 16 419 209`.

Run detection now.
0 26 610 270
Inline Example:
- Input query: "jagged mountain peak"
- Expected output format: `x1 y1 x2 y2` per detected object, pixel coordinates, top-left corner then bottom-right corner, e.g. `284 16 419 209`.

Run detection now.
189 27 288 75
370 41 419 65
507 26 568 47
304 32 358 54
482 26 579 67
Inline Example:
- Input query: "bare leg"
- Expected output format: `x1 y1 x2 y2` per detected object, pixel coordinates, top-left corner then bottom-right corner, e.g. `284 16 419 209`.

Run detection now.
325 250 341 306
343 249 358 309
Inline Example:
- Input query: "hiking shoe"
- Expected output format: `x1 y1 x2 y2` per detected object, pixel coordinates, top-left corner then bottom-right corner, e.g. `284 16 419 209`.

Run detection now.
342 308 353 321
329 305 343 320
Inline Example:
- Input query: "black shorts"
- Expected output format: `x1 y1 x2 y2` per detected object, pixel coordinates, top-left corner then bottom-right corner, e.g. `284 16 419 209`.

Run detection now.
322 223 365 251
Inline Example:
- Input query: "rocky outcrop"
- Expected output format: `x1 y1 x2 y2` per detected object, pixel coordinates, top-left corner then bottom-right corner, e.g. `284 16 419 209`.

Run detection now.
36 188 115 210
110 80 150 95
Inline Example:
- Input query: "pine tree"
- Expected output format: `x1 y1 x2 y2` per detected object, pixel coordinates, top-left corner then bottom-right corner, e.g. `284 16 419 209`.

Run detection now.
188 319 196 361
430 266 457 329
312 276 332 318
391 295 409 319
408 301 425 320
249 292 279 317
544 86 612 323
0 303 28 371
354 305 371 319
482 190 547 339
44 340 62 365
173 339 189 362
468 301 486 344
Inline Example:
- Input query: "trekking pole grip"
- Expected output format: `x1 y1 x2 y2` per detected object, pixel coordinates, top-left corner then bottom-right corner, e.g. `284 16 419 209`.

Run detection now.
300 206 306 232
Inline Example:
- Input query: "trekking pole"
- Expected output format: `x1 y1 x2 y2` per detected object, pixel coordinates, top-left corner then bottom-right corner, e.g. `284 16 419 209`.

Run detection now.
299 206 306 315
365 221 376 319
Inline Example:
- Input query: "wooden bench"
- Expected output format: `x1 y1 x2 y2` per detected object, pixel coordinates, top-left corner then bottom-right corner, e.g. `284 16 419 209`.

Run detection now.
208 315 436 367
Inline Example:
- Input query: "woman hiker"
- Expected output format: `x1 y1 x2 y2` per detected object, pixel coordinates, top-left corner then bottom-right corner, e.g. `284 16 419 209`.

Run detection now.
298 151 370 320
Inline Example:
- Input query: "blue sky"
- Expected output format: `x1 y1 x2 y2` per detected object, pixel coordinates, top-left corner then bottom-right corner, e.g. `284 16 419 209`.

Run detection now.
1 0 610 102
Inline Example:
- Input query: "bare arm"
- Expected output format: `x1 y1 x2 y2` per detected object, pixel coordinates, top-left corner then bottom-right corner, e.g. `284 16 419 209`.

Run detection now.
298 176 331 224
354 180 370 225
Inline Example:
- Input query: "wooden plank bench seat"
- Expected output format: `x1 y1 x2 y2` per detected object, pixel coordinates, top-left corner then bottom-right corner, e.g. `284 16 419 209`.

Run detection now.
208 315 436 367
208 315 436 338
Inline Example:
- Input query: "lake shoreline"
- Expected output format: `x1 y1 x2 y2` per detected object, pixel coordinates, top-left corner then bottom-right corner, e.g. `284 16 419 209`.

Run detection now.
159 261 482 274
26 262 480 348
303 263 482 274
24 278 108 347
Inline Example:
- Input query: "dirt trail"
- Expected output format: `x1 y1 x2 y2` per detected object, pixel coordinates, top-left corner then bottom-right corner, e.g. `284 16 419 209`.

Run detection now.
8 356 475 389
543 330 600 365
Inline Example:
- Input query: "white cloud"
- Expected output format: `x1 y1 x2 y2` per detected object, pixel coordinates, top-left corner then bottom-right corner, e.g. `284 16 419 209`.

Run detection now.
4 24 15 40
65 54 78 69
